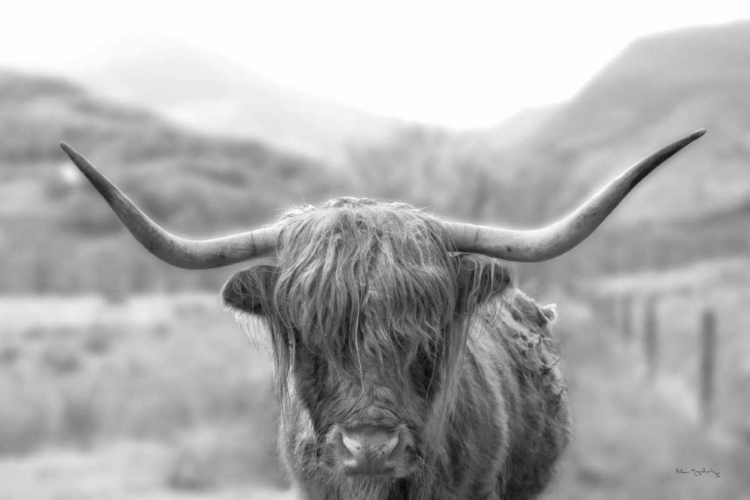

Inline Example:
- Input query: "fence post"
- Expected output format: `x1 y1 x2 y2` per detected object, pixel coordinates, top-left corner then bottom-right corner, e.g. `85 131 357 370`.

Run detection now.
700 309 717 429
603 294 615 326
643 295 658 382
609 294 618 327
619 294 633 340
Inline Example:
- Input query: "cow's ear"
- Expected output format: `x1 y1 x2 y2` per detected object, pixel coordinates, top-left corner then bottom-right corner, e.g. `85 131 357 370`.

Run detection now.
221 265 279 316
454 254 512 313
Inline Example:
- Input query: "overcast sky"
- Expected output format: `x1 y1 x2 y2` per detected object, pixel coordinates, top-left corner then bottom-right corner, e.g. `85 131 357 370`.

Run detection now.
4 0 750 128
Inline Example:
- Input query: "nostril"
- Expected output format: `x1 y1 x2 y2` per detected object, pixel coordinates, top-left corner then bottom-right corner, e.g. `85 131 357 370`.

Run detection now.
340 428 400 460
379 434 399 456
341 433 362 457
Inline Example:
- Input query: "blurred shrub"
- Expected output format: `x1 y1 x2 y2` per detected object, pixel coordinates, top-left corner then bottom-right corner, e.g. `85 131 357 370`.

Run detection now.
151 322 171 339
40 343 82 375
82 326 115 355
0 390 49 454
60 385 102 448
167 418 286 492
0 344 21 365
22 326 47 341
168 430 222 491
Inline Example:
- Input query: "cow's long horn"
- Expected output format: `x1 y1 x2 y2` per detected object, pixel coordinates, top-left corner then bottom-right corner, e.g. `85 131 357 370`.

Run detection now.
60 143 278 269
446 129 706 262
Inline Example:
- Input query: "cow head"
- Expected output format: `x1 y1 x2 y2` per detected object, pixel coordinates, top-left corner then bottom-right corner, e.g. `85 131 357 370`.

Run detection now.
220 198 512 477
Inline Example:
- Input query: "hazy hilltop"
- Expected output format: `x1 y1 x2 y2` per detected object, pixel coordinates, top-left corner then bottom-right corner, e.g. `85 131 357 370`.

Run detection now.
355 20 750 278
464 20 750 278
0 69 347 295
534 21 750 147
482 105 559 150
347 21 750 228
68 36 398 162
0 68 341 222
506 20 750 227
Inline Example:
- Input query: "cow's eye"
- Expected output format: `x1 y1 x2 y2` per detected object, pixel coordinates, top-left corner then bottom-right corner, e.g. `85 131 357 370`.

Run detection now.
410 347 438 400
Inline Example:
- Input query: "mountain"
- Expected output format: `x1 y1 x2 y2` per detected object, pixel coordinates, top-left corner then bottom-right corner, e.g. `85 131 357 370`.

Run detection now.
0 69 348 295
0 68 349 235
483 105 559 149
65 36 398 162
503 20 750 226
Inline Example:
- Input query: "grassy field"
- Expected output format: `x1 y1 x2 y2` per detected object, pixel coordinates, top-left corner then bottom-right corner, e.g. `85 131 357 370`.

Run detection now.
542 295 750 500
0 283 748 499
0 294 285 497
594 257 750 434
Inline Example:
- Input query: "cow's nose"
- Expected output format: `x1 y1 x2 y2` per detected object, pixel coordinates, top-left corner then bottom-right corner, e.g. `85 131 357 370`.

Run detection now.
333 426 403 474
341 428 399 459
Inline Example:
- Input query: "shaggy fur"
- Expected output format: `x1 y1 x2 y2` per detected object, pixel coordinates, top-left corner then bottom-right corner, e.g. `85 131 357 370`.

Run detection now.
222 198 570 500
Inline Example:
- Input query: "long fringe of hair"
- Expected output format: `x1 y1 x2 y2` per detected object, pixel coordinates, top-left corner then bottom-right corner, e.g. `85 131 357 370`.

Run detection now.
269 199 466 390
234 198 518 498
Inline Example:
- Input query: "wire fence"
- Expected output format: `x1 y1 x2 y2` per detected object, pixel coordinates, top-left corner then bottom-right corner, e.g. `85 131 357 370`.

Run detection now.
592 292 722 431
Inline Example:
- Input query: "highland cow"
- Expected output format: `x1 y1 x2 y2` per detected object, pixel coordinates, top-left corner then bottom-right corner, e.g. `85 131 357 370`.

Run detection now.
60 129 704 500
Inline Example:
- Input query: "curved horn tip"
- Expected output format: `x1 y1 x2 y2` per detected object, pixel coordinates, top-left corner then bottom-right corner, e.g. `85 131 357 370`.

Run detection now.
690 128 707 140
59 141 76 156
